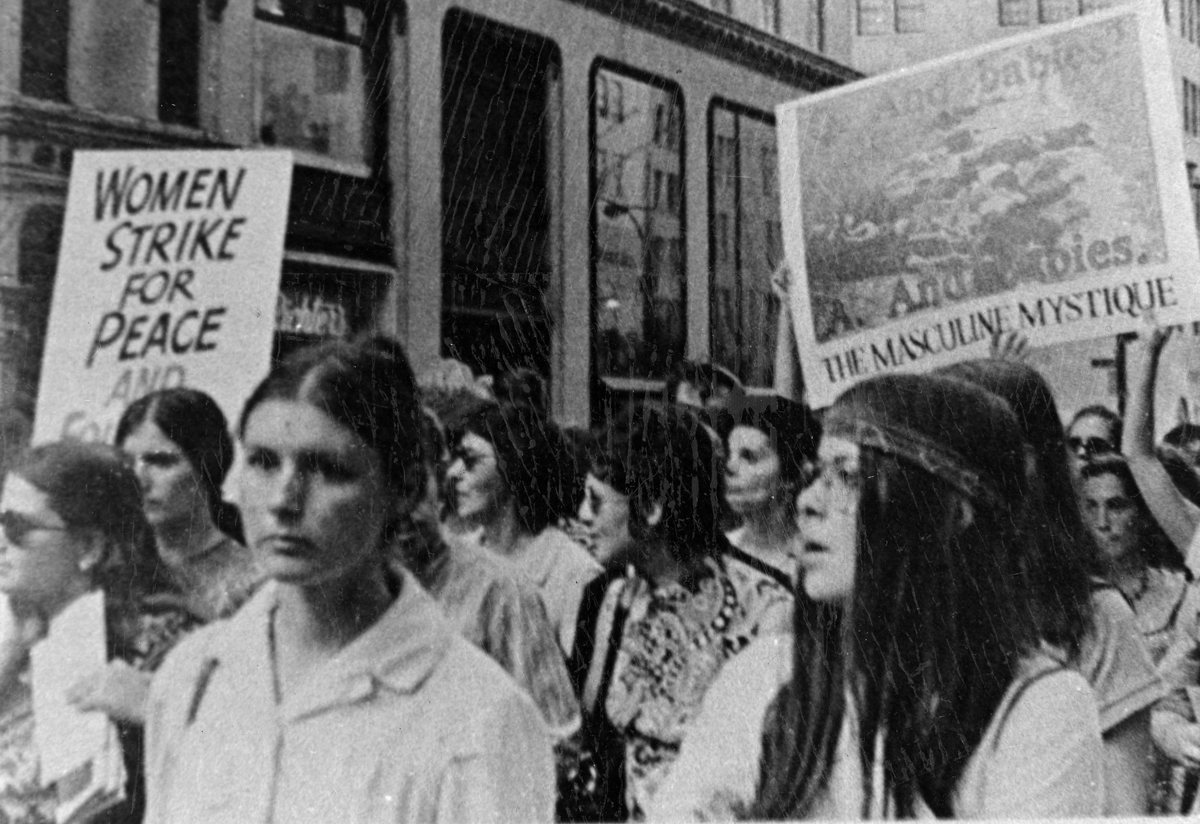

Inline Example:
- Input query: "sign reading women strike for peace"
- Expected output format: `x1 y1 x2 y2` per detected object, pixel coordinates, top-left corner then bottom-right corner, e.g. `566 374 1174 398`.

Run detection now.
777 2 1200 408
33 150 293 443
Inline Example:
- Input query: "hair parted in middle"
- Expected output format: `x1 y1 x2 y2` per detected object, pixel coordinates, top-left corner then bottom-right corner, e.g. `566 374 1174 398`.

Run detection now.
753 372 1040 820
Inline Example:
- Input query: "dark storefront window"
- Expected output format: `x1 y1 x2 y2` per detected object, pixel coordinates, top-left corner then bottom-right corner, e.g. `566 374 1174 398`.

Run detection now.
160 0 201 126
592 64 685 380
441 11 560 378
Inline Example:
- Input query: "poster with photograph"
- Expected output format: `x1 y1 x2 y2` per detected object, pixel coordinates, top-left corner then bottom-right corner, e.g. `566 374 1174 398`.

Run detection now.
778 2 1200 407
33 149 292 443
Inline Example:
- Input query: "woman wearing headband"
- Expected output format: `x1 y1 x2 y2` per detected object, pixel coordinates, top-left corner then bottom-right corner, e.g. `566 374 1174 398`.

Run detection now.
655 373 1103 819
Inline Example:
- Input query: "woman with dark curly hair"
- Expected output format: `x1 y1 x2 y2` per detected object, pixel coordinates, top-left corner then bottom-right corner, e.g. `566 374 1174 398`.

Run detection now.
723 397 819 586
446 403 601 654
568 403 787 821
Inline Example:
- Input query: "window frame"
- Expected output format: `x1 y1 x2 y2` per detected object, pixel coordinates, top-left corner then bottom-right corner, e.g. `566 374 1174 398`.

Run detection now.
253 0 373 177
707 97 783 388
588 57 688 385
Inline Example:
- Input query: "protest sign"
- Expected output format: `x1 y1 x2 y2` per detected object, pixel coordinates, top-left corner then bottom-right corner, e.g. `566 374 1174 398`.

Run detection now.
33 150 293 443
777 3 1200 408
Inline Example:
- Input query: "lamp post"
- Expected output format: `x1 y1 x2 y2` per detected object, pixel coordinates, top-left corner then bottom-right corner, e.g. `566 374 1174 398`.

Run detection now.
601 201 657 371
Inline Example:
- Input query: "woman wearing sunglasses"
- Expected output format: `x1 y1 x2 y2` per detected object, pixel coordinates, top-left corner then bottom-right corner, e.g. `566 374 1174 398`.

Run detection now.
655 373 1104 819
0 441 187 823
144 337 554 823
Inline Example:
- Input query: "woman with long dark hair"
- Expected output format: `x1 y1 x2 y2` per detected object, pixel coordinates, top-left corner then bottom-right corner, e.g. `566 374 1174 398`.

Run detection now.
144 337 554 822
115 388 260 623
654 373 1103 819
942 359 1163 815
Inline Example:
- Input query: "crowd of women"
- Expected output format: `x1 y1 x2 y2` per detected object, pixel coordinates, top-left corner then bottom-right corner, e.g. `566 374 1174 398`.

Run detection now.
9 325 1200 822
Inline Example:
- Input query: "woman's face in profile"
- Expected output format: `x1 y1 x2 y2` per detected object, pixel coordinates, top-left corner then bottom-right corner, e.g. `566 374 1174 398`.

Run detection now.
238 400 394 587
0 474 87 607
445 432 508 524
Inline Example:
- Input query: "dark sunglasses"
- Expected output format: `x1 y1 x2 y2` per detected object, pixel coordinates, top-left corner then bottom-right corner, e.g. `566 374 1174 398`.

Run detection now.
1067 436 1115 456
0 511 69 547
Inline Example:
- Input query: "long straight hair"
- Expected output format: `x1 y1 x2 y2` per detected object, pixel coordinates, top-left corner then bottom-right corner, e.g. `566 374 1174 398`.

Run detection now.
752 447 1038 819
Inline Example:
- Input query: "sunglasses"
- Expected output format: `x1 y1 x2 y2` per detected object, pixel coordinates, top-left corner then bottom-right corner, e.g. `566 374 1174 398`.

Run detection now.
1067 437 1115 457
0 511 70 547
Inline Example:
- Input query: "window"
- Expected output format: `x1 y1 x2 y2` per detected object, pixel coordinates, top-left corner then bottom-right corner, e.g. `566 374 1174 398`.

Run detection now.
15 205 64 397
1186 78 1200 137
1000 0 1035 24
441 11 559 379
1001 0 1116 24
858 0 894 34
20 0 69 101
160 0 201 126
666 173 681 215
611 80 625 123
762 0 781 33
858 0 924 34
255 0 371 169
1189 163 1200 233
761 145 778 198
709 102 780 387
896 0 925 32
593 66 685 379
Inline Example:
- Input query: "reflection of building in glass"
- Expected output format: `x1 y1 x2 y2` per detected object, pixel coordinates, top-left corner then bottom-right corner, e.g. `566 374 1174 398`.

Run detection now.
1 0 390 427
593 69 685 379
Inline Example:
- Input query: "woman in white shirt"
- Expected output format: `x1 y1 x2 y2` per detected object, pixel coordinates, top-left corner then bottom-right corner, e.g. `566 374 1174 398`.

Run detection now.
144 337 555 824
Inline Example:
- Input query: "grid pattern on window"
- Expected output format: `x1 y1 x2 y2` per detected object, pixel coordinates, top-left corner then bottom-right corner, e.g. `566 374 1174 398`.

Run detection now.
709 103 780 387
255 0 370 166
858 0 894 34
593 67 686 379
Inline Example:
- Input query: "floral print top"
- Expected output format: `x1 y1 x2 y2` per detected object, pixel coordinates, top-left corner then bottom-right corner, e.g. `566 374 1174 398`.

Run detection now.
596 552 780 820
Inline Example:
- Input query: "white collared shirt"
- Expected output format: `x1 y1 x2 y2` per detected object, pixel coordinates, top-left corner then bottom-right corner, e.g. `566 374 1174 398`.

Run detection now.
144 573 555 824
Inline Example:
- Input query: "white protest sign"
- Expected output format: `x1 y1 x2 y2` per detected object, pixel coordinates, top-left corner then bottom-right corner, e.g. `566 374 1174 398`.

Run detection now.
34 149 293 443
777 3 1200 408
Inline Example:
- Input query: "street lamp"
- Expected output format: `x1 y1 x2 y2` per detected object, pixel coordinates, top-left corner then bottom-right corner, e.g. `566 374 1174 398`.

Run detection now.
600 201 657 371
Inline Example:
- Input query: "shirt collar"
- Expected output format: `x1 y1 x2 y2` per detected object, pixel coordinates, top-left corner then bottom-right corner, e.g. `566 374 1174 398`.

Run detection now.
217 570 455 716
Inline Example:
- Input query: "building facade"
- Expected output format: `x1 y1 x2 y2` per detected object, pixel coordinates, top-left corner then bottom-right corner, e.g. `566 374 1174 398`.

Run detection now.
1 0 399 438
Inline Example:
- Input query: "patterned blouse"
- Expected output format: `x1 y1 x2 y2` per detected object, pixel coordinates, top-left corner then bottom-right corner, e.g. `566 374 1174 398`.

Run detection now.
595 552 781 820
